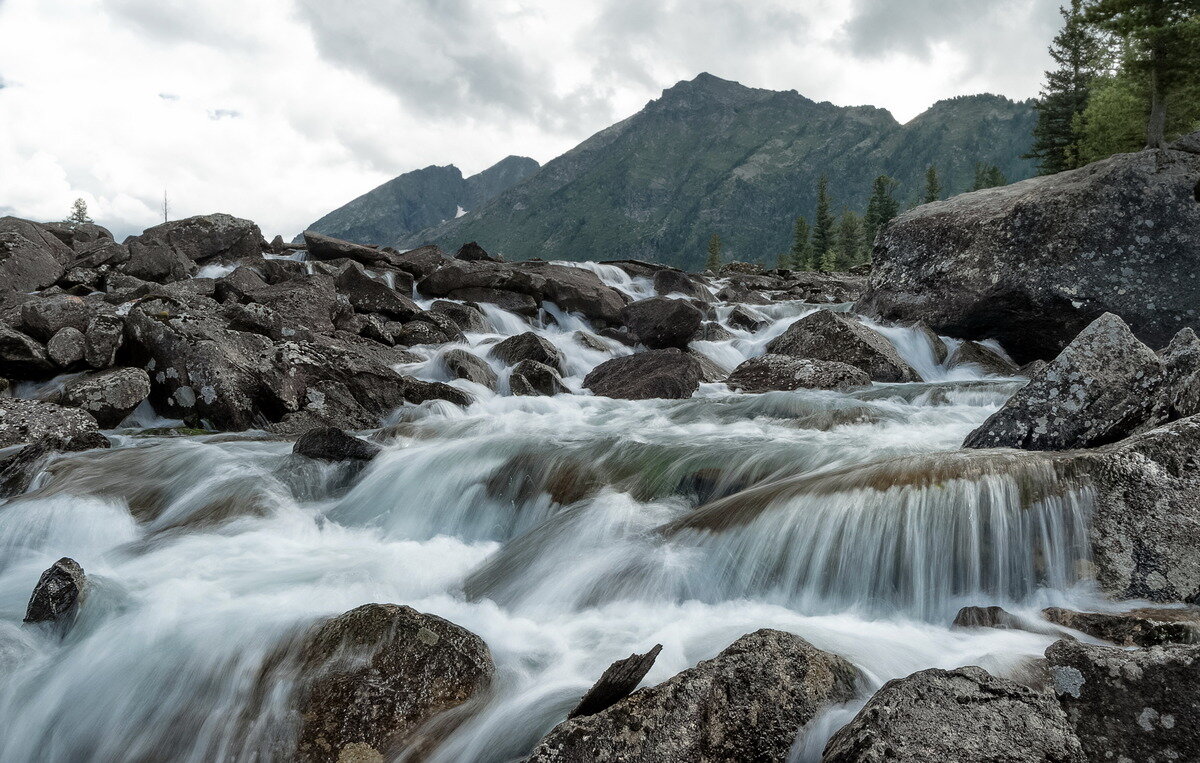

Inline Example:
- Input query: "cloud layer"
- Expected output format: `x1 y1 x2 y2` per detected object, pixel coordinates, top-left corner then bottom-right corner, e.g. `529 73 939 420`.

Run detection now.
0 0 1058 240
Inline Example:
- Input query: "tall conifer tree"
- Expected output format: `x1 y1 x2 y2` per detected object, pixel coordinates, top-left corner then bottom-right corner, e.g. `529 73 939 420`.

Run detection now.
922 166 942 204
812 177 834 272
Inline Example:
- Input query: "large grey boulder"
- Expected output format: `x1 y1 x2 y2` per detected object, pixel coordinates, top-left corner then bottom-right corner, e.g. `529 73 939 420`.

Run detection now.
824 665 1085 762
856 137 1200 363
488 332 564 373
60 367 152 427
0 217 73 292
964 313 1166 450
725 354 870 392
765 310 917 382
510 359 567 396
335 263 422 320
42 221 113 251
1047 638 1200 763
303 230 391 266
19 294 96 341
0 397 100 448
129 213 263 267
443 349 497 390
528 629 858 762
47 327 86 368
947 340 1019 376
292 603 493 762
293 426 381 462
1159 327 1200 419
0 323 52 378
24 557 86 624
620 297 703 349
583 349 704 400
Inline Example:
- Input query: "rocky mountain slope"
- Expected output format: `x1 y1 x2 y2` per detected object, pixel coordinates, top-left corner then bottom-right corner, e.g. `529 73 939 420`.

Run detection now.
301 155 539 246
395 73 1036 269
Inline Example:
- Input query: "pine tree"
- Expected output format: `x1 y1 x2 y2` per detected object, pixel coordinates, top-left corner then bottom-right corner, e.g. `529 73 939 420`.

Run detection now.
812 177 834 272
1086 0 1200 148
923 166 942 204
1027 1 1110 174
65 198 92 226
864 175 900 258
835 210 863 270
972 162 1008 190
705 233 722 271
789 216 812 270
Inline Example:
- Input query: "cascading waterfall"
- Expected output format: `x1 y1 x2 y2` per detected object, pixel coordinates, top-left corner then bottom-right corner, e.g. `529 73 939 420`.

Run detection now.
0 263 1106 762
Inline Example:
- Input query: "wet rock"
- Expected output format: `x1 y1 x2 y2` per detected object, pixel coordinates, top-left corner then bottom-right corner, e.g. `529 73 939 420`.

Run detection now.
510 359 567 396
408 311 464 343
293 426 381 462
394 320 452 347
913 321 948 364
303 231 390 266
952 605 1027 630
443 349 497 390
1046 638 1199 763
244 275 344 335
356 315 402 346
23 557 86 624
0 216 73 292
1042 606 1200 647
765 310 917 382
947 340 1019 376
430 300 492 333
696 321 734 342
583 349 703 400
569 644 663 719
391 244 452 279
653 269 710 301
454 241 500 262
726 305 767 332
963 313 1166 450
528 629 858 763
688 348 729 383
518 262 628 325
824 665 1084 763
0 397 100 448
571 330 611 353
856 138 1200 363
335 264 422 320
46 326 86 368
83 313 125 369
61 367 151 427
715 284 770 304
488 332 563 373
725 354 870 392
293 603 494 762
19 295 95 341
620 297 703 349
447 287 538 317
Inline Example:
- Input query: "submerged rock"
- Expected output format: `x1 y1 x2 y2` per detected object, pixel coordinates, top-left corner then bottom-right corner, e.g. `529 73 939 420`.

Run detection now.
24 557 86 624
293 603 494 762
528 629 858 762
765 310 917 382
725 354 869 392
583 349 703 400
620 297 703 349
443 349 497 390
293 426 381 462
824 665 1085 763
1042 607 1200 647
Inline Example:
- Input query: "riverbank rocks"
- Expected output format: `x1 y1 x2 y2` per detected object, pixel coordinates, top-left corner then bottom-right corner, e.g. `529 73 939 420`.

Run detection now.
335 264 422 320
0 323 53 378
0 216 73 292
856 136 1200 363
59 367 151 427
293 426 381 462
654 269 710 301
19 294 95 341
823 666 1085 763
1047 638 1200 763
725 354 869 392
765 310 917 382
583 349 703 400
1042 607 1200 647
0 397 101 448
964 313 1166 450
620 297 703 349
293 603 494 762
24 557 86 623
527 629 858 762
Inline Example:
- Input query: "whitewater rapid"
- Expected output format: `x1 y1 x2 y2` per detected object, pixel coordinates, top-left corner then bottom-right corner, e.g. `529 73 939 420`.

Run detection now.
0 265 1108 761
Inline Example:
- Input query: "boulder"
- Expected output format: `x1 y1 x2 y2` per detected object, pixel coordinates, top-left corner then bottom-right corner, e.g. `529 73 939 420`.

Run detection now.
23 557 86 624
447 287 538 317
454 241 500 262
951 605 1028 631
1042 607 1200 647
725 354 870 392
391 245 452 279
303 231 391 266
1159 327 1200 419
963 313 1166 450
122 236 195 282
947 340 1019 376
60 367 151 427
443 349 497 390
129 214 263 266
726 305 767 332
518 262 628 325
569 644 663 719
293 603 493 761
1047 638 1199 763
823 665 1084 762
335 264 422 320
620 297 703 349
71 239 129 270
653 269 711 301
0 397 100 448
914 321 948 364
293 426 381 462
689 348 729 383
0 216 73 292
583 349 703 400
715 284 770 305
214 266 269 304
46 327 86 368
19 295 95 341
510 359 567 396
488 332 563 373
42 221 113 251
856 138 1200 363
83 314 125 368
765 310 917 383
528 630 858 762
430 300 492 333
418 259 536 299
696 321 734 342
393 320 452 347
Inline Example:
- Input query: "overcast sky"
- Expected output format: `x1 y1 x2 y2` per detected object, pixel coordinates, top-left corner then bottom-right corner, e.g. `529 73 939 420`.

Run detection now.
0 0 1061 240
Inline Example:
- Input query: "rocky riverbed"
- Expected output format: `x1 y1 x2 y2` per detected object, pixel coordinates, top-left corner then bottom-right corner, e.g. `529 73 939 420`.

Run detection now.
2 136 1200 763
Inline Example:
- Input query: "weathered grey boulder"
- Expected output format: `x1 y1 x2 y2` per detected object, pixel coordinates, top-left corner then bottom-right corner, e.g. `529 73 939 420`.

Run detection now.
964 313 1166 450
1047 638 1199 763
697 321 734 341
488 332 563 373
0 397 100 448
243 275 344 335
569 644 663 719
430 300 492 333
122 236 195 282
42 221 113 251
0 217 73 292
726 305 767 332
509 359 567 396
19 295 95 341
765 310 917 382
583 349 703 400
128 214 263 266
391 244 452 279
518 262 628 325
446 286 538 316
443 349 497 390
654 269 711 301
293 603 493 762
856 138 1200 363
46 327 86 368
528 630 858 762
947 340 1019 376
24 557 86 624
725 354 870 392
304 230 390 266
951 605 1028 631
1158 327 1200 419
335 263 422 320
60 367 151 427
620 297 703 350
214 266 269 303
824 665 1085 763
83 313 125 368
1042 606 1200 647
454 241 501 262
293 426 381 462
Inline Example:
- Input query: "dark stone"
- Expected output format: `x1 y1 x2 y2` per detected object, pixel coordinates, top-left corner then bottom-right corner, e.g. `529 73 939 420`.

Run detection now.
488 332 563 372
293 426 381 462
42 221 113 251
303 230 390 266
443 349 497 390
394 320 452 346
569 644 663 719
620 297 703 349
765 310 917 382
0 216 73 292
947 340 1019 375
1042 607 1200 647
391 245 452 279
448 287 538 316
24 557 86 624
0 397 100 448
583 349 703 400
335 263 422 320
1159 327 1200 419
129 213 263 265
726 305 767 332
60 367 152 427
696 321 734 341
46 327 86 368
430 300 492 333
725 354 870 392
83 314 125 369
19 294 95 341
454 241 501 262
510 359 567 396
244 275 343 335
214 266 268 303
653 269 711 301
952 605 1027 630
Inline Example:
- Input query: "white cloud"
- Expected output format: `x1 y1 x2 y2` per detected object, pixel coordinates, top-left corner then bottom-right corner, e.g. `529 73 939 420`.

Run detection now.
0 0 1055 241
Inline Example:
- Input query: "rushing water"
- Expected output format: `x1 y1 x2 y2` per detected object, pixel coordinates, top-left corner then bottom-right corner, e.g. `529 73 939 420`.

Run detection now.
0 264 1107 761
